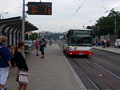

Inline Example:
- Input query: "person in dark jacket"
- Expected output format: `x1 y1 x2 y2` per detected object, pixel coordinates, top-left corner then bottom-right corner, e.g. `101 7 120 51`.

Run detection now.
39 38 46 58
0 36 11 90
14 42 28 90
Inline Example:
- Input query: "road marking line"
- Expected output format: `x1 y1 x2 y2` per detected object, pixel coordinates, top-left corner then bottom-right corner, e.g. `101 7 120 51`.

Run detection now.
94 62 120 80
56 44 87 90
85 75 100 90
73 58 100 90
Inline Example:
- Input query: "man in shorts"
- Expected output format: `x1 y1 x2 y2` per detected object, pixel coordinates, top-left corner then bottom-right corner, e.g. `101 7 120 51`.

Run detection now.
0 36 11 90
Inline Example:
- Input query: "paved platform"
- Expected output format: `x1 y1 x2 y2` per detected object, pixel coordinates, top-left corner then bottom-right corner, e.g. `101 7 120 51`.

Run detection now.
6 44 82 90
93 46 120 55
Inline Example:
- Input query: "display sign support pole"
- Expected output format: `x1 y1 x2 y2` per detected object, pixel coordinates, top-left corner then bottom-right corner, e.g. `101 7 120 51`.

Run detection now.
22 0 25 55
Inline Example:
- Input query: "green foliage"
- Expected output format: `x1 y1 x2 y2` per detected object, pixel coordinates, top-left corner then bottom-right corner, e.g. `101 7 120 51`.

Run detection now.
117 29 120 38
29 33 38 40
25 34 29 40
93 9 120 36
86 26 93 29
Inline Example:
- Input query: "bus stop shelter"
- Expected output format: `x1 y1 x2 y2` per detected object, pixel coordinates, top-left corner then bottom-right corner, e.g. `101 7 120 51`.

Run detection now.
0 16 38 46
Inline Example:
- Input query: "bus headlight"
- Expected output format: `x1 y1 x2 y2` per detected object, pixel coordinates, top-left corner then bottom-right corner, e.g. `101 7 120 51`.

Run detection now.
88 48 93 52
68 47 74 51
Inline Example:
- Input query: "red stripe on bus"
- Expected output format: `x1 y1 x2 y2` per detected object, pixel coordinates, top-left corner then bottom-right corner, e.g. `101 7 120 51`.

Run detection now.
67 50 93 55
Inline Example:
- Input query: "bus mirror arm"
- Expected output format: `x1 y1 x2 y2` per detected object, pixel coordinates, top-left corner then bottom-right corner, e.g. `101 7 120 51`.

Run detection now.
91 43 94 46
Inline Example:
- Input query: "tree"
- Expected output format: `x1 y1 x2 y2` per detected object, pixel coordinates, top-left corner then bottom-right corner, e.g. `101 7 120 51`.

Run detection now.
29 33 38 40
25 34 29 40
86 26 93 29
93 9 120 37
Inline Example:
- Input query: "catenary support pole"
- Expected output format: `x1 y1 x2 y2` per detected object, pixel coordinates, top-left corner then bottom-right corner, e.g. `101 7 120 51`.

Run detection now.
114 14 117 34
22 0 25 55
22 0 25 43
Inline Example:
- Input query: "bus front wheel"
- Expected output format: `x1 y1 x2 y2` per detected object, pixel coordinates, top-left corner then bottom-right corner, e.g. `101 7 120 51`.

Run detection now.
85 55 89 58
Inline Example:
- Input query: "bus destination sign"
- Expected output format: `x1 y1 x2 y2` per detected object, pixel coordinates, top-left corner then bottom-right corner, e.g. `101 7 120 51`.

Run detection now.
27 2 52 15
73 30 89 35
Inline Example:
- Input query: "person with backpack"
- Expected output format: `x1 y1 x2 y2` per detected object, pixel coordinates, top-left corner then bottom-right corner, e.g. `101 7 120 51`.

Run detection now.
39 38 46 58
0 36 11 90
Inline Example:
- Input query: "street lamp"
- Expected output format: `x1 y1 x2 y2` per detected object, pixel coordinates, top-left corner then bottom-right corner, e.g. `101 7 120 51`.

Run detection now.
114 14 117 34
0 12 8 19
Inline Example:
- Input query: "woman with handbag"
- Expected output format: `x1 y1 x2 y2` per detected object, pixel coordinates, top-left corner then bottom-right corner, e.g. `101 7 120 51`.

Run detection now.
14 42 29 90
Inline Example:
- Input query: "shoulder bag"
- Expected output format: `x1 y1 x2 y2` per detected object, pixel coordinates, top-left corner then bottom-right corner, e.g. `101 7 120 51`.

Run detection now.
18 70 29 84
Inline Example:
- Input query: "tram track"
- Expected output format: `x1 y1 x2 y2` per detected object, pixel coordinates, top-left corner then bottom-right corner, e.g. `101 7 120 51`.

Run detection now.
57 41 120 90
93 62 120 80
70 56 120 89
68 56 101 90
66 55 120 90
88 56 120 80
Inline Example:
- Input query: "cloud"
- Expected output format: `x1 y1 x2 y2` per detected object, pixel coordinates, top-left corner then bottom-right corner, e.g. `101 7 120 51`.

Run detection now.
110 1 120 8
0 0 22 15
0 0 120 32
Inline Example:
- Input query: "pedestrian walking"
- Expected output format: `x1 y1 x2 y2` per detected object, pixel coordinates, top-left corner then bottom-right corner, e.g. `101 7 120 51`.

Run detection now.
14 42 29 90
101 39 105 48
36 39 40 56
104 39 107 48
0 36 11 90
49 40 52 46
39 38 46 58
98 40 101 46
95 39 98 46
107 39 110 47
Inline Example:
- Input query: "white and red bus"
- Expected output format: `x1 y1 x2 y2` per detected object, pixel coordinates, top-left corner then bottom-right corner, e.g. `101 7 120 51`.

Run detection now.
63 29 94 56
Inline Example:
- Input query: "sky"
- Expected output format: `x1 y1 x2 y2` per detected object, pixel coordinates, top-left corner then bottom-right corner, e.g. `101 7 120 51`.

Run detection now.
0 0 120 32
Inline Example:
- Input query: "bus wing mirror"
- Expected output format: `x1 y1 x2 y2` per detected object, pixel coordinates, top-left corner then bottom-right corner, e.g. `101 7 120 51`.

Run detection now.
67 34 69 37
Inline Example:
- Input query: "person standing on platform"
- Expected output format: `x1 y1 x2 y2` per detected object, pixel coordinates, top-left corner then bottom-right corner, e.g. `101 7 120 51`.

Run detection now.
107 39 110 47
39 38 46 58
101 39 105 48
14 42 29 90
104 39 107 48
36 39 40 56
0 36 11 90
49 39 52 46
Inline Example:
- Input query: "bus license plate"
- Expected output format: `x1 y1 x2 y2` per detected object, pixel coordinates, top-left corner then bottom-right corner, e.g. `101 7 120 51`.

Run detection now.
78 53 84 55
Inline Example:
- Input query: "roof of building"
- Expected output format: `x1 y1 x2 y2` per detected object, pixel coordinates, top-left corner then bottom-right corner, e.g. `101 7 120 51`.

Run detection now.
0 16 38 33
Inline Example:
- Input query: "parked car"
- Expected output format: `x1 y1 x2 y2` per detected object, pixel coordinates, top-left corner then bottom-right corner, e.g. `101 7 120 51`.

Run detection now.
115 39 120 48
24 40 32 53
32 40 36 48
25 40 32 48
24 44 29 53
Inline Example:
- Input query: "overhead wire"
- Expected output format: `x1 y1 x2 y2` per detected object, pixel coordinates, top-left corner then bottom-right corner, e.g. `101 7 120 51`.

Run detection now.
62 0 120 32
73 0 86 16
62 0 87 31
83 0 115 27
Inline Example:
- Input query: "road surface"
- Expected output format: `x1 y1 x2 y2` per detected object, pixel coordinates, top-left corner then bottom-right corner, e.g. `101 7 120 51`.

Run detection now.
57 41 120 90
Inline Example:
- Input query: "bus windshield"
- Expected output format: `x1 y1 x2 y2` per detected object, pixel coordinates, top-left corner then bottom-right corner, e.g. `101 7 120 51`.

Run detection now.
69 36 92 46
